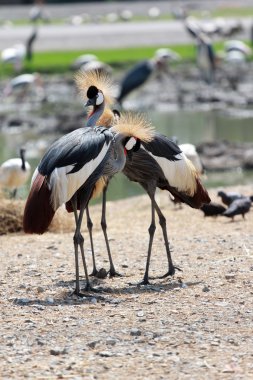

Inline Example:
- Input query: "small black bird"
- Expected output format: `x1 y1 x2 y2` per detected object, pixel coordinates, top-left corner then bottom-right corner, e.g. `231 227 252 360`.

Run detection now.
223 197 252 221
217 190 244 206
200 202 226 217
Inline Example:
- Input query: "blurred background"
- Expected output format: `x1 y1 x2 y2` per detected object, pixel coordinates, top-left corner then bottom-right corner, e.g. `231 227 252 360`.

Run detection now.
0 0 253 200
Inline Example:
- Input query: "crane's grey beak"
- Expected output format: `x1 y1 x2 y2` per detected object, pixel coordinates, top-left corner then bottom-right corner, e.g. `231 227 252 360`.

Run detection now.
84 98 95 107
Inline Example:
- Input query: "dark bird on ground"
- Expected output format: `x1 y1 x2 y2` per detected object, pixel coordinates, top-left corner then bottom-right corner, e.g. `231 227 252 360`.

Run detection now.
222 197 252 221
23 87 154 295
0 148 31 198
200 202 226 217
116 48 179 104
217 190 245 206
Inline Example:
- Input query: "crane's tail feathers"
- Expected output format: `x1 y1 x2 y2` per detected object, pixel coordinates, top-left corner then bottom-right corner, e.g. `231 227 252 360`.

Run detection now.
75 69 116 105
23 173 55 234
112 112 155 142
165 156 210 208
169 176 211 209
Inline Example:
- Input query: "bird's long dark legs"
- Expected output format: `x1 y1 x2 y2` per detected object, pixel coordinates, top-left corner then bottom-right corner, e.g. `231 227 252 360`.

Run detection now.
101 186 121 277
140 193 156 285
153 199 181 277
71 198 92 294
86 206 98 276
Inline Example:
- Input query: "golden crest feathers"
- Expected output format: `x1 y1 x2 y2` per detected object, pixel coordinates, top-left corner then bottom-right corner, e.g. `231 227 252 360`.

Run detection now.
74 69 115 105
112 112 155 142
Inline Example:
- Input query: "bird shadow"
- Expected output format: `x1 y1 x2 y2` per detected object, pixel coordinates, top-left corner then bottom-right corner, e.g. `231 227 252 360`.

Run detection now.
12 278 203 307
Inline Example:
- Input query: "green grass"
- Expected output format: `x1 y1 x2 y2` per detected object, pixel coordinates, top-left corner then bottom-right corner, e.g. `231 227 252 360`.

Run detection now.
0 40 251 77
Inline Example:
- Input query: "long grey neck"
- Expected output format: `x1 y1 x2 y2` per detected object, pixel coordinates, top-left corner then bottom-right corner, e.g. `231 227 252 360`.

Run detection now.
103 133 127 177
20 150 26 171
86 102 105 127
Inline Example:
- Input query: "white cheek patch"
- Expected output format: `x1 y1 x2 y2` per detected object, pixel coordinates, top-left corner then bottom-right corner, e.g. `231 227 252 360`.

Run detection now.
96 92 104 105
125 137 136 151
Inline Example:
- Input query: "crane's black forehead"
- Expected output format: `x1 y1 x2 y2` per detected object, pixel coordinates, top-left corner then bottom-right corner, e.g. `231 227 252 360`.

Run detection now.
87 85 98 99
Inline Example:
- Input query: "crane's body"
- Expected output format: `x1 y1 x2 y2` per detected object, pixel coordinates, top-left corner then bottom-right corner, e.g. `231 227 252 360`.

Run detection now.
123 133 211 283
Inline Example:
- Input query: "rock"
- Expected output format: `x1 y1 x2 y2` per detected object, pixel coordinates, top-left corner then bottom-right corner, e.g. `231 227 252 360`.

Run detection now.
130 328 142 336
50 347 68 356
98 351 114 357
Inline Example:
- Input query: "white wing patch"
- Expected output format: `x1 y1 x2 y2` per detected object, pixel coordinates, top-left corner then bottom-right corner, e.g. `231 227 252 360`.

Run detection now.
142 145 197 196
49 141 110 210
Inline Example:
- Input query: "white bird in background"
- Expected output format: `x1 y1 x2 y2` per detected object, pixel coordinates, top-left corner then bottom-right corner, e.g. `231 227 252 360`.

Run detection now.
1 28 38 72
179 143 204 175
3 73 45 100
0 148 31 198
1 44 26 72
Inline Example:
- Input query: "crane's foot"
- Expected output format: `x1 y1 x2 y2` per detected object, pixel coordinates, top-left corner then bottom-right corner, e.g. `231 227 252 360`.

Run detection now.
137 276 150 286
108 268 122 278
89 268 99 277
157 265 182 279
82 283 100 293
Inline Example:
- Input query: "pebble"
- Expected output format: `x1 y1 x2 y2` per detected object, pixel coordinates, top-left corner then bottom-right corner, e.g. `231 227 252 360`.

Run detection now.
15 298 31 305
45 297 54 304
130 328 142 336
37 286 44 293
202 286 210 292
225 274 236 280
50 347 68 356
98 351 114 357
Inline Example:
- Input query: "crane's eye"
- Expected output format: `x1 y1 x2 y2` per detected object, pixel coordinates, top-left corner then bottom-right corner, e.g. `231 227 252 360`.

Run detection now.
96 92 104 105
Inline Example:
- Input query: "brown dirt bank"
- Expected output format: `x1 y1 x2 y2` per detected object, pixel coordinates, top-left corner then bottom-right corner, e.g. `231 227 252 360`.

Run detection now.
0 185 253 379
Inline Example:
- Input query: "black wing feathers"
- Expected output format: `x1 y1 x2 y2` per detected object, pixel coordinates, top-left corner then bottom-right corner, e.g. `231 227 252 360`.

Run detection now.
142 133 182 161
39 127 112 176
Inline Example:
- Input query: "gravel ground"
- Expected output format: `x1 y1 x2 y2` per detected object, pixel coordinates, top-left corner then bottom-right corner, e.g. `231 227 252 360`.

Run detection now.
1 185 253 379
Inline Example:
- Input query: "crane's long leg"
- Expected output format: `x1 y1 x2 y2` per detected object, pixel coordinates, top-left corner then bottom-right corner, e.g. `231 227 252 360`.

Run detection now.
153 199 182 278
86 206 98 276
101 186 121 277
71 197 93 295
140 191 156 285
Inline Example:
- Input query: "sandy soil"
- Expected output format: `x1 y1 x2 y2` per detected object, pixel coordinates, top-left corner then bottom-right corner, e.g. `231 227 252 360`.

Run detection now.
0 185 253 379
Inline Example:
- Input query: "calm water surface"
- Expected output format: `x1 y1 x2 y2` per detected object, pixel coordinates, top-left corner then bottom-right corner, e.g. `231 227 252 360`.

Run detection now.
1 107 253 200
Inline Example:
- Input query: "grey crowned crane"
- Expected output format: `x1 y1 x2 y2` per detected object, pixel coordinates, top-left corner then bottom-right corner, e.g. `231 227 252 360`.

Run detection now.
123 133 211 284
72 70 122 278
23 101 154 295
79 71 211 284
0 148 31 198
